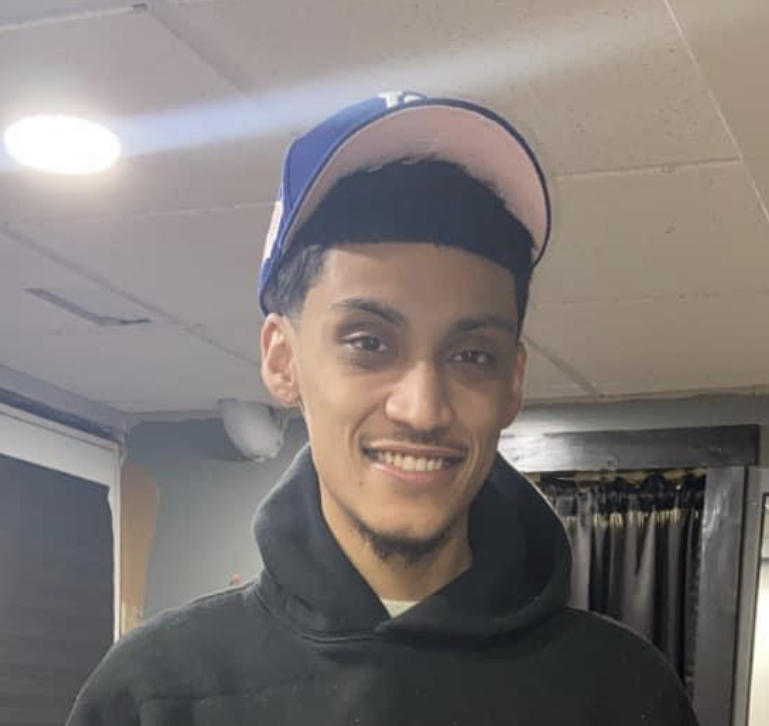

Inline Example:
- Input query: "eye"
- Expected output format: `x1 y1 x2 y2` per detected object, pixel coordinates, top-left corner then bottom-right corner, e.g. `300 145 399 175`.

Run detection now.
346 335 388 354
453 349 495 366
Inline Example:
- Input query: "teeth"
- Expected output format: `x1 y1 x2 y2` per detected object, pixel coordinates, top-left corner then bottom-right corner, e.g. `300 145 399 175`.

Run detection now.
372 450 447 472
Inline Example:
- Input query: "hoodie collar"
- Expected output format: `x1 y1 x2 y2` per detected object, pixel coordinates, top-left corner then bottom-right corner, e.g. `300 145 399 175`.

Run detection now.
254 444 571 640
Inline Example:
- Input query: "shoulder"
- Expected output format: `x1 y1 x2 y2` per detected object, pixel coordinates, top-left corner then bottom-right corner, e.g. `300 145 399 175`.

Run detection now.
112 582 269 688
554 606 677 673
67 583 271 724
546 608 699 724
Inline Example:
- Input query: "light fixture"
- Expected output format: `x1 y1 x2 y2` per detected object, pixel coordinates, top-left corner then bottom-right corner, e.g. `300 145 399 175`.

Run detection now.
4 115 121 175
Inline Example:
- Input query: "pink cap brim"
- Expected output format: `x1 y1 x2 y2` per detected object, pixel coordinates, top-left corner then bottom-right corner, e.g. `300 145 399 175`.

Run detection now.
285 103 549 263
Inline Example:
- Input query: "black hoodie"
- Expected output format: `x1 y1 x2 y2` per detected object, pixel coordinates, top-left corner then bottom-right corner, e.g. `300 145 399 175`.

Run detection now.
67 444 699 726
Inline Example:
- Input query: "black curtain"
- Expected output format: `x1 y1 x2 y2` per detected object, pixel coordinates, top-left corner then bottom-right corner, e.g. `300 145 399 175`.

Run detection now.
538 471 705 696
0 454 114 726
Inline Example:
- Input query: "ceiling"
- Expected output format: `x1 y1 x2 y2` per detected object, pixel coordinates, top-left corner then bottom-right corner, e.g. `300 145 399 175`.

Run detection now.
1 0 768 416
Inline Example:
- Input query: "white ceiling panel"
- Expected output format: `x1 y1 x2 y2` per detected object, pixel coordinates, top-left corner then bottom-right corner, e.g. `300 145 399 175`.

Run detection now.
0 1 127 22
522 343 591 402
14 204 272 324
196 321 263 365
0 228 149 333
0 7 287 223
167 0 736 173
0 138 287 225
527 292 769 396
0 282 155 335
0 323 265 410
534 161 769 305
0 9 230 134
667 0 769 225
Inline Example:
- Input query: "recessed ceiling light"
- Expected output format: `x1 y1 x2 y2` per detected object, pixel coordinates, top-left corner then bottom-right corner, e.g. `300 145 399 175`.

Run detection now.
4 115 121 175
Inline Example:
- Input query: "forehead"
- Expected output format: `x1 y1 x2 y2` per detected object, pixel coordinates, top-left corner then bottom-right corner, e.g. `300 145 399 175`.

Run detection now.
306 242 518 320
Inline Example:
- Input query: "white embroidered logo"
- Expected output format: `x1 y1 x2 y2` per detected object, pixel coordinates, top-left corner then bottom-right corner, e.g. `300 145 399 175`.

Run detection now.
377 90 422 109
262 197 284 263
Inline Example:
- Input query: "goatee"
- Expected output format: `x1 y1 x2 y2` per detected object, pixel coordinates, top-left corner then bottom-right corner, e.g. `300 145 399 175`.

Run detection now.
355 519 451 565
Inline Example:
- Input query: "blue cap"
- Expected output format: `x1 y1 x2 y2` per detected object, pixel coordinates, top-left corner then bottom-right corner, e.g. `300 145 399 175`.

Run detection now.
258 91 551 314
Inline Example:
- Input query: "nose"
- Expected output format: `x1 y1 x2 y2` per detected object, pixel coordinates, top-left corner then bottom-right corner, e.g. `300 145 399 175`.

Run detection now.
384 360 454 435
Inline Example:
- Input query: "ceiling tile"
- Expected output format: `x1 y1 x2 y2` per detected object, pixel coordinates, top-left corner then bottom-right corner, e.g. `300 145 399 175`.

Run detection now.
533 161 769 305
0 9 286 223
166 0 735 173
668 0 769 229
0 228 160 333
523 343 591 402
196 321 263 364
14 204 272 325
0 1 126 22
527 293 769 395
0 323 268 410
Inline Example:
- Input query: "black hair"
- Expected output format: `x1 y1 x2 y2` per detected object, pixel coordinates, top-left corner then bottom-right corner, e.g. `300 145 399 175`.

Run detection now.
261 158 534 332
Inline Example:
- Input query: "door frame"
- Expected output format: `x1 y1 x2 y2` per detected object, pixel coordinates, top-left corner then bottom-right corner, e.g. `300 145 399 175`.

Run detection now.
732 467 769 726
499 424 759 726
0 401 123 641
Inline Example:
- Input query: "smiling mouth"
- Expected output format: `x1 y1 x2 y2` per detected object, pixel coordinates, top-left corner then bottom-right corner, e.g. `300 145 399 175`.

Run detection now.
362 448 464 473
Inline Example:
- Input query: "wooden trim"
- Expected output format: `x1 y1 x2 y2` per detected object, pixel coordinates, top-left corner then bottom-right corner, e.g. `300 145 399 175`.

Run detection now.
119 461 159 636
499 425 759 473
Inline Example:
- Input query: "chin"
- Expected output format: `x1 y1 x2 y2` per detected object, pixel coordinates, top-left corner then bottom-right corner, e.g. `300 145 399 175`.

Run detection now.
357 517 452 563
362 507 456 544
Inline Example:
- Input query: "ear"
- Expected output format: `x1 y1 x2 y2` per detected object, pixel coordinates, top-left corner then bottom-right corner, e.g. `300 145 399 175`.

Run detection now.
260 313 301 407
501 342 527 429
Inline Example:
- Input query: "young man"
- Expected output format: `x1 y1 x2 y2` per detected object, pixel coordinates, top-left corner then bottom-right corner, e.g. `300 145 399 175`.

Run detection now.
68 93 698 725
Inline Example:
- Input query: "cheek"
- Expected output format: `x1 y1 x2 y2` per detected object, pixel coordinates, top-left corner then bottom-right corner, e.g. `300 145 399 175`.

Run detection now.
456 389 513 477
300 363 379 443
461 384 513 433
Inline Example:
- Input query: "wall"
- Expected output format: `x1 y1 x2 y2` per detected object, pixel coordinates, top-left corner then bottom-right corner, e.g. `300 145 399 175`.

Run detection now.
126 417 307 617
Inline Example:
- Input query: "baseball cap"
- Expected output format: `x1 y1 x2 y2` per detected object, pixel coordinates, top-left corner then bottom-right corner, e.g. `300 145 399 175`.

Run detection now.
258 91 551 315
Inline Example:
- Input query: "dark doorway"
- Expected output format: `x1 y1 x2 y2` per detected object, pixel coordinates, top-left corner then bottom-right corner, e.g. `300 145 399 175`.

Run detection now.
0 454 114 726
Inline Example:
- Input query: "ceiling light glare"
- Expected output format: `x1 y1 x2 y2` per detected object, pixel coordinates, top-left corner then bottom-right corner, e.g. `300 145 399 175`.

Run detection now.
4 115 121 175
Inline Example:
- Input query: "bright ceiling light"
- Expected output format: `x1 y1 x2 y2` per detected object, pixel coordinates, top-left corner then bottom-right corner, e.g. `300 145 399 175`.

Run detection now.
4 115 121 175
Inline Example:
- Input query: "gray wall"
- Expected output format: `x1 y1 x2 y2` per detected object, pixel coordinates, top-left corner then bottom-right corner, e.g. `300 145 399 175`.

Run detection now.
127 417 308 617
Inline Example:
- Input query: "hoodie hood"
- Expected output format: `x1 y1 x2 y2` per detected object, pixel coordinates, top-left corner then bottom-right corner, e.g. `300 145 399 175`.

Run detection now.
254 444 571 641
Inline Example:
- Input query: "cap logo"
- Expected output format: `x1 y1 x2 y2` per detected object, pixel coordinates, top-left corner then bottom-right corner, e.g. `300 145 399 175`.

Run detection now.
377 90 422 109
262 197 284 264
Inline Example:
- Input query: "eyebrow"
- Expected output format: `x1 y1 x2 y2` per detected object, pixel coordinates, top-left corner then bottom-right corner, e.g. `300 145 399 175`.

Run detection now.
331 297 407 325
451 313 518 338
331 297 518 337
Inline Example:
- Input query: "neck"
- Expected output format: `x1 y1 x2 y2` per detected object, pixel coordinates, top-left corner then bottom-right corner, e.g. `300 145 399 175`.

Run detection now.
319 485 472 602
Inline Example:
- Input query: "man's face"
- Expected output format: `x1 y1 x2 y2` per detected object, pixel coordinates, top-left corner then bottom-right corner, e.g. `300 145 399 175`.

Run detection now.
263 242 527 549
